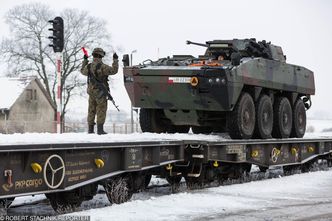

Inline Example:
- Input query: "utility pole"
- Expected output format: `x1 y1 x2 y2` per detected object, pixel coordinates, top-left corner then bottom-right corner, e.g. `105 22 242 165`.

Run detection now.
130 50 137 133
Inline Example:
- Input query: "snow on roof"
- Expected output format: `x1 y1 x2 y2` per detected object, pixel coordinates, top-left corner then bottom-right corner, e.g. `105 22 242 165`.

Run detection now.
0 77 30 109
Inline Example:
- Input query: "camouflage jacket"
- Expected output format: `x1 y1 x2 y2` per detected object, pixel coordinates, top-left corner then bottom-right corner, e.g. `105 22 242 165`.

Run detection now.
81 57 119 95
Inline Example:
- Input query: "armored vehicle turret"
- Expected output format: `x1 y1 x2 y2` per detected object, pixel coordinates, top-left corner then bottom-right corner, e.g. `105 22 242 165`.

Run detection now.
123 39 315 139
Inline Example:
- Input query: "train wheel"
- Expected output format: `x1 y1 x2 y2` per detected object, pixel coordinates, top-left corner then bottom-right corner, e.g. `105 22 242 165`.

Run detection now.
228 93 256 139
283 165 301 176
192 126 212 134
47 192 82 214
272 97 292 138
166 175 182 185
166 175 182 193
255 95 273 139
259 166 268 172
104 176 133 204
0 197 15 215
327 159 332 167
144 174 152 189
185 176 205 190
235 163 252 178
139 109 166 133
0 197 14 208
290 99 306 138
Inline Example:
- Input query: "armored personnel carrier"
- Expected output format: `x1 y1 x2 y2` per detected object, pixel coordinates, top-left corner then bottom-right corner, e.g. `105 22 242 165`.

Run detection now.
123 39 315 139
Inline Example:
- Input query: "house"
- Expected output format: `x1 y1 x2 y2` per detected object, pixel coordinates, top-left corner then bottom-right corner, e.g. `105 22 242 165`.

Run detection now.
0 77 56 134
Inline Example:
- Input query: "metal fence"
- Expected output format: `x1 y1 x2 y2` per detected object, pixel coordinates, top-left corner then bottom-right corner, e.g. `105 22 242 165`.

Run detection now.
65 122 141 134
0 120 55 134
0 120 141 134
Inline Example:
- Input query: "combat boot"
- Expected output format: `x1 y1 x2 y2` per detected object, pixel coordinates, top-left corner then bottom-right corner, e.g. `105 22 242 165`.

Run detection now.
88 125 94 134
97 124 107 135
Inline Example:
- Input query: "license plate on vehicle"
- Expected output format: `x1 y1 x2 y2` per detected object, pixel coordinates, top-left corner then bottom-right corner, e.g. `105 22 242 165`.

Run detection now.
168 77 191 84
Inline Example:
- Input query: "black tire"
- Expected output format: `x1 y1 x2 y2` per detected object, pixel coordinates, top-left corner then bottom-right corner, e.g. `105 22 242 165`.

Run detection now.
139 108 166 133
104 176 133 204
192 126 212 134
272 97 293 138
255 95 273 139
227 93 256 139
290 99 306 138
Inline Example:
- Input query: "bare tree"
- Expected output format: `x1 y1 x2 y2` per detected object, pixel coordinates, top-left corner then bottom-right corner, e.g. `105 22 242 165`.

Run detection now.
1 3 113 126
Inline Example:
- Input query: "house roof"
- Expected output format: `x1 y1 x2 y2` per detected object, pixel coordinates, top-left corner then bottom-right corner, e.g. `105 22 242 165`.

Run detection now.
0 77 56 111
0 77 28 110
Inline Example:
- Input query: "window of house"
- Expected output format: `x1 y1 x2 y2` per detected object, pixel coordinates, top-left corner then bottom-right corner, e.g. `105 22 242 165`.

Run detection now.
33 89 37 100
25 89 37 101
26 89 33 101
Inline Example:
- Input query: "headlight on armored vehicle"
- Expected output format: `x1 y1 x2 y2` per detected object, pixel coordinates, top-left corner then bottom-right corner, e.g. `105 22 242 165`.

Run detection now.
221 78 226 85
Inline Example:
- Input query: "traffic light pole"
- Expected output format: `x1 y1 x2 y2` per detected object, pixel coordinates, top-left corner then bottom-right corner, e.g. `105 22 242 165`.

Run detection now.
48 16 64 134
56 52 62 133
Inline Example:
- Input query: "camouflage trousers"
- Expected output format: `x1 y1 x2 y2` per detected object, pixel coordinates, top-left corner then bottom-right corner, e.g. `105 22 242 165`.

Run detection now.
87 91 108 125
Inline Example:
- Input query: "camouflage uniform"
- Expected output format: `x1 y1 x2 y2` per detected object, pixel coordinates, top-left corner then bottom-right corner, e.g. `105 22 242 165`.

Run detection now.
81 48 118 134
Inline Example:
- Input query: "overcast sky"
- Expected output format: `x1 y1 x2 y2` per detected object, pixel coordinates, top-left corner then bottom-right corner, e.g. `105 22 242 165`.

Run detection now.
1 0 332 119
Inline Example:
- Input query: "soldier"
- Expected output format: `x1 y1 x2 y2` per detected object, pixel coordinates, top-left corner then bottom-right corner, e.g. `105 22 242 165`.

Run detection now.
81 48 118 135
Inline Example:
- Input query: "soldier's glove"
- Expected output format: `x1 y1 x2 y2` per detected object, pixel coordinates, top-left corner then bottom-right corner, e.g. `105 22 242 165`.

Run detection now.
83 54 89 60
113 53 118 60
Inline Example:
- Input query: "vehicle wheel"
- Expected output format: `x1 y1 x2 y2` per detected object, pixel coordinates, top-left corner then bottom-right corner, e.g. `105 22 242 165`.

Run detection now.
46 192 82 214
104 176 133 204
272 97 293 138
290 99 306 138
192 126 212 134
255 95 273 139
227 93 256 139
139 108 166 133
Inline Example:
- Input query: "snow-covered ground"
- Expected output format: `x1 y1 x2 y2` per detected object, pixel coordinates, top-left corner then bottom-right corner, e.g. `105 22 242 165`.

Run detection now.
9 170 332 221
71 170 332 221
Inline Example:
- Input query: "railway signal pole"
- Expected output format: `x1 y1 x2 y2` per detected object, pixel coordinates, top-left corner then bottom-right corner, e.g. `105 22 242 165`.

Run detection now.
130 50 137 133
48 17 64 133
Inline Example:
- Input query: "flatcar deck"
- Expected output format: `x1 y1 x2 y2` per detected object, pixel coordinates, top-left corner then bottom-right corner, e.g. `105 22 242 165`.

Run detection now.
0 133 331 214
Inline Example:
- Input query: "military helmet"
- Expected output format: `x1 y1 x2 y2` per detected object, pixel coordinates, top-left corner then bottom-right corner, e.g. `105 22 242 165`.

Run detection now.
92 48 106 57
